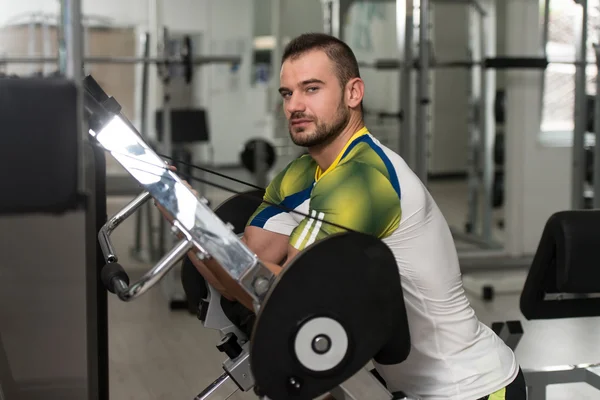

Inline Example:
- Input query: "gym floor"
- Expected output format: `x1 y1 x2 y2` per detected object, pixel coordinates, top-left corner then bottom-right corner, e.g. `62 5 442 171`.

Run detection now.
106 162 600 400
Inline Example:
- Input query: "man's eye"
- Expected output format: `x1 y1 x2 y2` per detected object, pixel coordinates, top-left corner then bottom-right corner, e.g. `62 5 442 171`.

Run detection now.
307 87 319 92
281 92 291 98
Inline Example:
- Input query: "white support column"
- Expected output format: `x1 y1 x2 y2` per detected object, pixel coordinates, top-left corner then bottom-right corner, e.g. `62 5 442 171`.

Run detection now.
271 0 283 113
146 0 162 141
504 0 543 256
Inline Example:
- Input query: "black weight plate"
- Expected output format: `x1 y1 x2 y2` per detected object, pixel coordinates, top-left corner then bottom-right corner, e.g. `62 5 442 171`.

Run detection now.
213 189 265 233
250 232 403 400
240 139 276 173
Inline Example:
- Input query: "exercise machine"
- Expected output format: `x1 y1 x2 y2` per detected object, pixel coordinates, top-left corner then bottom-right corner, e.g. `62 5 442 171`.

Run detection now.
0 2 109 399
85 74 413 399
519 209 600 399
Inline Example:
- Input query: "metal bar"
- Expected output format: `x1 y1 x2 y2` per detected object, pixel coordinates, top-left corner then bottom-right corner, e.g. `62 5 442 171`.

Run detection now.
322 0 333 35
480 6 494 243
416 0 430 184
194 372 231 400
538 0 551 142
28 20 35 75
159 27 171 258
594 44 600 208
572 0 588 209
133 32 152 259
272 0 283 113
399 0 414 167
59 0 85 194
116 236 194 301
330 368 392 400
0 55 241 65
465 5 479 239
42 19 52 75
98 191 153 263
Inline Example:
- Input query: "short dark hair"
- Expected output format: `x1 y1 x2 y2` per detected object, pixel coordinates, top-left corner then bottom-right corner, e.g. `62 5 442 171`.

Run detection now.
281 33 361 89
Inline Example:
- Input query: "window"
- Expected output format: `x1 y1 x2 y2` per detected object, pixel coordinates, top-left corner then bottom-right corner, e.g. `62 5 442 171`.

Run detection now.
540 0 600 133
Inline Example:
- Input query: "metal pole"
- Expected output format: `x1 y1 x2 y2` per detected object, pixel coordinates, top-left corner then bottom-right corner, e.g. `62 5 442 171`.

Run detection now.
159 27 171 258
271 0 283 114
593 44 600 208
0 55 241 64
399 0 414 168
539 0 551 123
133 32 152 260
59 0 85 193
416 0 430 185
321 0 341 38
480 5 494 243
465 4 479 236
572 0 588 209
322 0 333 35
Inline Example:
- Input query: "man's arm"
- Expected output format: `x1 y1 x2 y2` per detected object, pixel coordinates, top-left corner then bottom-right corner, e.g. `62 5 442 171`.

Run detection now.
194 162 401 310
289 162 401 251
193 226 291 310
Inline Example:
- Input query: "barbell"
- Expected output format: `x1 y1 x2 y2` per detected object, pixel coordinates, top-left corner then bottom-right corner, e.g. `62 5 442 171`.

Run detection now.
358 56 583 70
0 35 241 84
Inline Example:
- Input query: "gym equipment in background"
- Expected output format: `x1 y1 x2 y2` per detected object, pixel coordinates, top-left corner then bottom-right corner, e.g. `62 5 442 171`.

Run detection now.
239 138 277 188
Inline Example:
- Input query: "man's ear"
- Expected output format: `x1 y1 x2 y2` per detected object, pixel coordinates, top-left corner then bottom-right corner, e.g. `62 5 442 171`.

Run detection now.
346 77 365 109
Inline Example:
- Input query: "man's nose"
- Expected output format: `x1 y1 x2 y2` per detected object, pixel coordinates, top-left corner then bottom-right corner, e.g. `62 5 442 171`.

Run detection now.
285 93 305 115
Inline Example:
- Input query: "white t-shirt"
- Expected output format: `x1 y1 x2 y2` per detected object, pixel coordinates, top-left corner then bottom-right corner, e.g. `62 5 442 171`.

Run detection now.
246 128 519 399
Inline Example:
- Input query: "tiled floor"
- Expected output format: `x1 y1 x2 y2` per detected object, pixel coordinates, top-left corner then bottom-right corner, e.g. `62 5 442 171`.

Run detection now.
106 170 600 400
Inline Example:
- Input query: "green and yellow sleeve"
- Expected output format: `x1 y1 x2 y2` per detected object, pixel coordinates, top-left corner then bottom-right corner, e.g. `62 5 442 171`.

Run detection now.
289 162 401 251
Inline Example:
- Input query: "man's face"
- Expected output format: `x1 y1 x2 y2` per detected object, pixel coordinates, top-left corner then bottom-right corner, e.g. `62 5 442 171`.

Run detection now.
279 50 350 148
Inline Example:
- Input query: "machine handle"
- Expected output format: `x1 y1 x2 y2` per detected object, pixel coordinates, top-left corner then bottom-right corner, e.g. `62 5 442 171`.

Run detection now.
102 238 194 301
100 262 130 294
98 191 152 263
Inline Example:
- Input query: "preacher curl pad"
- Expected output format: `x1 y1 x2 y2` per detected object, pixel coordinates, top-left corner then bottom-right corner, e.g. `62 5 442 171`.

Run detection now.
250 232 410 399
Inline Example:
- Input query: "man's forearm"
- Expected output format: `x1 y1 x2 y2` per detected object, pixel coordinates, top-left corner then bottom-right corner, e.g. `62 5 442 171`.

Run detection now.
196 258 284 311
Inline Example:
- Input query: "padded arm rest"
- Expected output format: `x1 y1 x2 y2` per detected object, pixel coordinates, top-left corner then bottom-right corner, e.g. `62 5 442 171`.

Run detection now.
520 210 600 320
0 78 80 215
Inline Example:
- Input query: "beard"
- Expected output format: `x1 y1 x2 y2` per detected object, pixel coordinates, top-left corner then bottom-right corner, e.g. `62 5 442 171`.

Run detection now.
288 103 350 148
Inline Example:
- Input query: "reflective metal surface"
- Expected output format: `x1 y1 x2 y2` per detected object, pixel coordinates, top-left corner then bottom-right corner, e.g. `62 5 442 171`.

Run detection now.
329 368 393 400
223 343 254 391
194 372 231 400
116 237 194 301
98 191 152 263
88 115 273 303
204 284 248 340
523 362 600 400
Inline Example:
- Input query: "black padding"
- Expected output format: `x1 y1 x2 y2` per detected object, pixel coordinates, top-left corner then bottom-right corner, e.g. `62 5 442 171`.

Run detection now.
180 256 209 313
0 77 80 215
251 232 410 400
100 263 130 294
484 57 548 70
520 210 600 319
213 189 265 232
374 59 401 69
155 109 209 143
495 90 505 125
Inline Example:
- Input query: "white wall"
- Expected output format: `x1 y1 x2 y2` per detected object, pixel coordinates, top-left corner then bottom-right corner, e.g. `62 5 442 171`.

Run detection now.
253 0 324 38
504 0 572 256
430 3 470 175
345 2 401 114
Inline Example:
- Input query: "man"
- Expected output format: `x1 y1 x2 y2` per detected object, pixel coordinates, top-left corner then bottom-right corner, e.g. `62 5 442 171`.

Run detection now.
176 33 526 399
